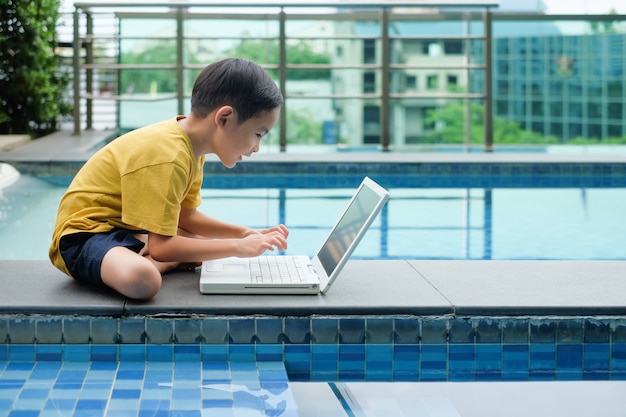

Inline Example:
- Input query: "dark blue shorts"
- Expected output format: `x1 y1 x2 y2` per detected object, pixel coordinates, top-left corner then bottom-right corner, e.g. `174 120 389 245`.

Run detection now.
59 229 146 287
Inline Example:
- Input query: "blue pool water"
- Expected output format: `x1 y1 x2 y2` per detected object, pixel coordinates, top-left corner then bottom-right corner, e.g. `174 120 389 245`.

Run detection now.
1 174 625 261
0 360 297 417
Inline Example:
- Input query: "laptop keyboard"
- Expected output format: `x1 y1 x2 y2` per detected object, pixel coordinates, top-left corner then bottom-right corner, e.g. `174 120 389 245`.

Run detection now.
249 256 306 283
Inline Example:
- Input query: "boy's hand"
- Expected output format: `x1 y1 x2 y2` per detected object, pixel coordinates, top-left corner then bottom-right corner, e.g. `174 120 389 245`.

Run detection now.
243 224 289 239
238 230 288 257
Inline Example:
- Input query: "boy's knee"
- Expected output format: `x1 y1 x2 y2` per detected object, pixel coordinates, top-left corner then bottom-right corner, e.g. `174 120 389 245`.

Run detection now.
103 261 162 300
123 267 162 300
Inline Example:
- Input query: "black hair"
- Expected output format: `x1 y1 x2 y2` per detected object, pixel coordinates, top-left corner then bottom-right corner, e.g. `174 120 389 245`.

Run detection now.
190 58 283 123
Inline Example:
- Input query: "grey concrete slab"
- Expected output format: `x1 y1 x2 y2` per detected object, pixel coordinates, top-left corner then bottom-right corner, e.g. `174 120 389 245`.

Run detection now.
0 261 126 315
124 260 453 316
409 260 626 315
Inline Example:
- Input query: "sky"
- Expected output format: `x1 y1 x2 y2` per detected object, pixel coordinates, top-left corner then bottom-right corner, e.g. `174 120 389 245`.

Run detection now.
542 0 624 14
61 0 626 14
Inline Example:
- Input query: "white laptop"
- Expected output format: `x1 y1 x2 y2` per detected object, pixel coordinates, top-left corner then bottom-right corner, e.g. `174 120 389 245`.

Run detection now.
199 176 390 295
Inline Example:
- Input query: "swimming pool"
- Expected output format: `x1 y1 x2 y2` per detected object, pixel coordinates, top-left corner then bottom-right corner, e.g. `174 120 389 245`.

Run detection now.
1 173 625 261
1 160 626 416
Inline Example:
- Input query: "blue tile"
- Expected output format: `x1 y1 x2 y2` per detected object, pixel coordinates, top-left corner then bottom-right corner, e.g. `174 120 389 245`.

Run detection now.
449 320 474 344
339 319 365 344
146 319 173 344
200 320 228 344
147 345 173 362
227 319 255 344
421 318 447 344
557 320 583 344
502 320 529 344
530 320 556 343
474 319 501 344
8 345 35 362
90 319 118 344
283 318 310 344
62 345 90 362
118 345 145 362
365 319 393 344
229 345 255 362
255 344 283 362
393 318 421 344
311 319 338 344
201 345 228 362
256 319 283 344
174 320 201 344
119 319 145 345
584 320 610 343
91 345 117 362
173 345 200 362
556 344 583 369
35 345 62 361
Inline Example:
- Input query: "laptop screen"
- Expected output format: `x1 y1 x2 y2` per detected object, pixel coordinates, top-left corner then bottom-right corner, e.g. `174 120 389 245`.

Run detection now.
316 184 382 277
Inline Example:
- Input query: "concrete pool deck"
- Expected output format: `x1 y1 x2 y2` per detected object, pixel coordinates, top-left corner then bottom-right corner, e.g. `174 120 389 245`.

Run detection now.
1 259 625 318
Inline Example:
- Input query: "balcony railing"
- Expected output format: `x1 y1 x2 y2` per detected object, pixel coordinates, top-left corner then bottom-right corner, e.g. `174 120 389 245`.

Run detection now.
68 1 626 152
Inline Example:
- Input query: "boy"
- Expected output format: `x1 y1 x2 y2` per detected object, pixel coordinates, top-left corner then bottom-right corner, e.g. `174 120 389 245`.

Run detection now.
49 58 288 300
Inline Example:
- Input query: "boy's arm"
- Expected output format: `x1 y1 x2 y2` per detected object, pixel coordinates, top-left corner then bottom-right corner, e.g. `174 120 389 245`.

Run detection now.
177 207 289 240
178 206 250 239
144 207 289 262
146 230 287 263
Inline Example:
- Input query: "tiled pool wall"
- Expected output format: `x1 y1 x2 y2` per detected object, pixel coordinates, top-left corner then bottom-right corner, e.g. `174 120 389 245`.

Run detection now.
10 159 626 188
200 161 626 189
1 314 625 382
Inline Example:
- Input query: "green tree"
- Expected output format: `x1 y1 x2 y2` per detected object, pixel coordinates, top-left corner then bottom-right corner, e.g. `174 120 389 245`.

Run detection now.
0 0 72 137
424 101 561 145
229 37 331 80
120 41 201 94
590 9 620 33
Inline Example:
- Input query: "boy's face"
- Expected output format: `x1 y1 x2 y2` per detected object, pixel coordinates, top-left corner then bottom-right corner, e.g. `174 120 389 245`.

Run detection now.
216 107 280 168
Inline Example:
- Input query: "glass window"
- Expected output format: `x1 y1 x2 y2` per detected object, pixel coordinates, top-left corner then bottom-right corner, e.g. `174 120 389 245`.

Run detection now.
587 102 602 119
550 122 563 138
588 123 602 139
608 102 622 120
569 102 582 118
427 75 438 90
363 39 376 64
363 72 376 94
496 100 508 114
406 75 417 89
568 122 582 138
550 102 563 117
443 40 463 55
608 124 623 138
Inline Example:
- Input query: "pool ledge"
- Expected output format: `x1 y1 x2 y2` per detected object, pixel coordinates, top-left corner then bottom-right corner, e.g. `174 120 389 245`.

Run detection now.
2 259 625 317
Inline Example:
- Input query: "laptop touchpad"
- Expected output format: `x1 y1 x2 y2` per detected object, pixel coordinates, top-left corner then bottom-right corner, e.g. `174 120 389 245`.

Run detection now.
224 264 247 274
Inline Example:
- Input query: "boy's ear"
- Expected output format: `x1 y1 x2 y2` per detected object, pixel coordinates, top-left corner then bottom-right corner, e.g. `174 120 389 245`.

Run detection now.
215 105 235 127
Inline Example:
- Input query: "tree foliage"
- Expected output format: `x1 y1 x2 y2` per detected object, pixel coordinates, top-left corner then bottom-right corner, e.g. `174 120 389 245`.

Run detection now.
229 38 331 80
424 101 560 145
0 0 72 137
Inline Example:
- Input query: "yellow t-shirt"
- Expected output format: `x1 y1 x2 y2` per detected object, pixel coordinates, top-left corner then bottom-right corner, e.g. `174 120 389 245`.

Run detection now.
49 116 205 275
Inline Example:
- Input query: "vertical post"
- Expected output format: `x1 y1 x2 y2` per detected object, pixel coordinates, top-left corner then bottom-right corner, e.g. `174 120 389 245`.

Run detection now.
380 8 390 151
86 13 93 130
483 189 492 259
483 9 493 151
464 13 471 151
279 9 287 152
72 7 81 136
176 8 184 116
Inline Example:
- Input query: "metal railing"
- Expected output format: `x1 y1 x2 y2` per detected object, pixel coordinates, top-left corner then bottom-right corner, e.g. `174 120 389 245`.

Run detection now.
69 3 626 151
71 1 497 151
